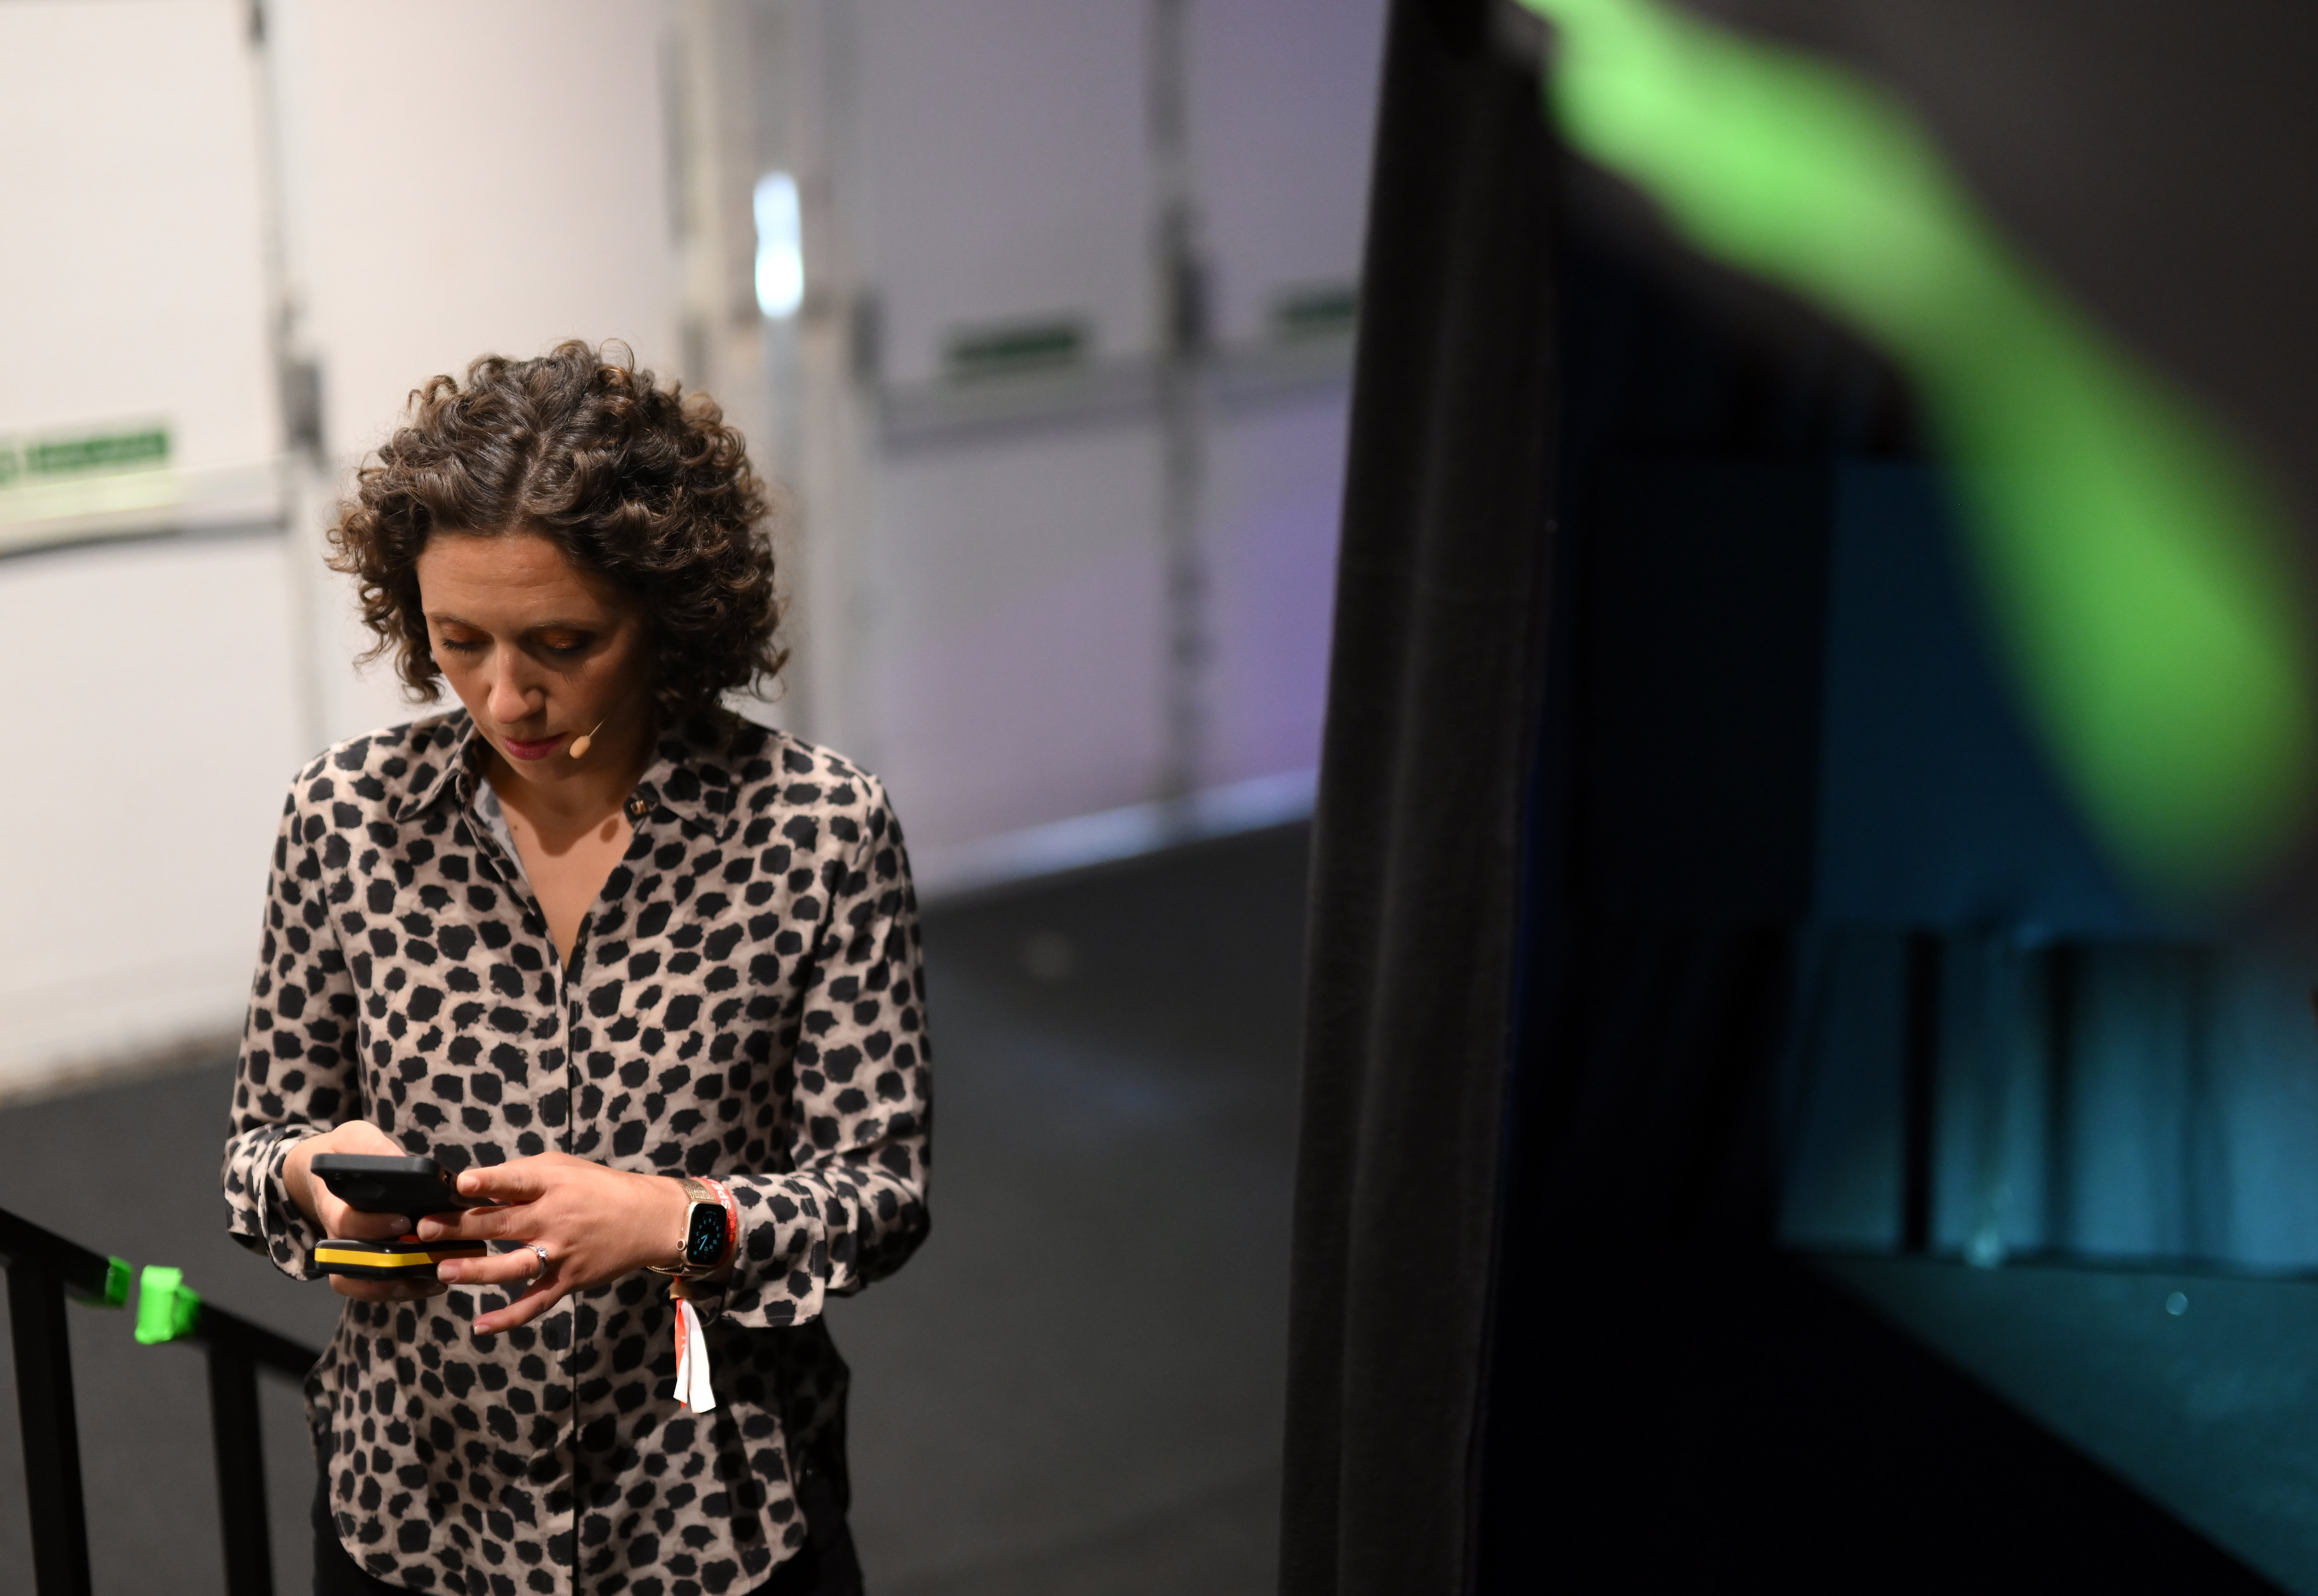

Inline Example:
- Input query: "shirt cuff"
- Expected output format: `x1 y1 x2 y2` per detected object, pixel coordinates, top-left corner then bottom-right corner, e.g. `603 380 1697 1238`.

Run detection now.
229 1127 329 1282
713 1177 830 1330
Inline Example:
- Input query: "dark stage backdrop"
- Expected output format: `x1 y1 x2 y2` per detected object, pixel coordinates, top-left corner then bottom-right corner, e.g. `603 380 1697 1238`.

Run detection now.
1282 0 2318 1591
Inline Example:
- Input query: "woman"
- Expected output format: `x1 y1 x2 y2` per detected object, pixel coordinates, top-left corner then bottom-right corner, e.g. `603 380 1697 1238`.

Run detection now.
223 341 930 1596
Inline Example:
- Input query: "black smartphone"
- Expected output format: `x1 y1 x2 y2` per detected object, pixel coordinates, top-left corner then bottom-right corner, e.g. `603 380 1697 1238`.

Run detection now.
308 1153 486 1216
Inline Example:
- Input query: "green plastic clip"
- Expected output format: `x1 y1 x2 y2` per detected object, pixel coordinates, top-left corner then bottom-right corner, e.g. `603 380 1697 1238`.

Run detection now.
67 1257 133 1309
134 1265 204 1345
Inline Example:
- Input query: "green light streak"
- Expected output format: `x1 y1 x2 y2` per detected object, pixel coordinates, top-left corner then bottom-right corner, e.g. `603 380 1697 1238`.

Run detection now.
1519 0 2318 900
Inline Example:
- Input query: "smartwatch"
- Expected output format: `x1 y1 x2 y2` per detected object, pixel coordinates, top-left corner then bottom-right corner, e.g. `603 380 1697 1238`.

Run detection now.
648 1177 733 1278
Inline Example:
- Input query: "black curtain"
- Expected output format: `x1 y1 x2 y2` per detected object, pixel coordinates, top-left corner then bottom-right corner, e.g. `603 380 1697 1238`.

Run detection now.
1276 2 1559 1593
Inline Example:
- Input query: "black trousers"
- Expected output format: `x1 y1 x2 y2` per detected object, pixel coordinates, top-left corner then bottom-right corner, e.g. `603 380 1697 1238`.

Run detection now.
313 1470 864 1596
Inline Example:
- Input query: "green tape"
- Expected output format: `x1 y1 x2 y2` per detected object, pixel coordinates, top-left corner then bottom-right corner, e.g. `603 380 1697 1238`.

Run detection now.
65 1256 133 1309
1518 0 2318 902
133 1265 203 1346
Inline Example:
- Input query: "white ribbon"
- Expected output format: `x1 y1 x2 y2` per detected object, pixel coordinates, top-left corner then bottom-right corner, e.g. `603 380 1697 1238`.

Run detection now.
672 1293 717 1412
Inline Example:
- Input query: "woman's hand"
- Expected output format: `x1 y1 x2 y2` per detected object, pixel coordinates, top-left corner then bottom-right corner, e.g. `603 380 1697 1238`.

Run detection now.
283 1121 449 1304
414 1155 692 1336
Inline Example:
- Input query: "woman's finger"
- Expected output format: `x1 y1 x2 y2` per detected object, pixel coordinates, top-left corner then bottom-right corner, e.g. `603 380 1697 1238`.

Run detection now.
414 1202 528 1243
453 1155 563 1207
328 1208 414 1241
436 1246 547 1288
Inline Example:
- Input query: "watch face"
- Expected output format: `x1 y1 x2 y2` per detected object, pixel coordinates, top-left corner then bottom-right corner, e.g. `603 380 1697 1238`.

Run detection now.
684 1202 729 1268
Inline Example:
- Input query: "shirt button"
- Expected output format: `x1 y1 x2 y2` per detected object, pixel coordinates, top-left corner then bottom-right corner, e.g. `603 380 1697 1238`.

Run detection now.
626 798 650 820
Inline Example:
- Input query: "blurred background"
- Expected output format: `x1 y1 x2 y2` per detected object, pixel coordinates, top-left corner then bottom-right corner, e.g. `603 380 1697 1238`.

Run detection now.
0 0 1380 1591
0 0 1382 1087
14 2 2318 1595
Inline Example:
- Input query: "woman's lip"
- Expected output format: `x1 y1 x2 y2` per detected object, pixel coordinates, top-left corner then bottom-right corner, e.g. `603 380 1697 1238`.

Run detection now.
501 733 565 762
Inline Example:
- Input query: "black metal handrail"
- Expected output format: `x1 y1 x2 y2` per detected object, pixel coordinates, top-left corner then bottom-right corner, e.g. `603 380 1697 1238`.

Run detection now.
0 1205 320 1596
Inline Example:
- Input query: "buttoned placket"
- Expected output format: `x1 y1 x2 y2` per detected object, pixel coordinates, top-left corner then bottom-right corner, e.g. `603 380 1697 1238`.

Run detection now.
456 771 640 1596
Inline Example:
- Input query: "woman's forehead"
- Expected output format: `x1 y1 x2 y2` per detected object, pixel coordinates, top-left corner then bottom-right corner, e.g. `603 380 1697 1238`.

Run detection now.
417 529 627 619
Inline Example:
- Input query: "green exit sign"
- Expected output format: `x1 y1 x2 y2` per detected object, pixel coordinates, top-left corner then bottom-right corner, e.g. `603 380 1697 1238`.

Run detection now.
0 424 171 491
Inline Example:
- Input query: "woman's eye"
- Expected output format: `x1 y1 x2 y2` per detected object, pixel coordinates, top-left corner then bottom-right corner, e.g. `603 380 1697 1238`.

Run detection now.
438 636 484 654
539 635 591 657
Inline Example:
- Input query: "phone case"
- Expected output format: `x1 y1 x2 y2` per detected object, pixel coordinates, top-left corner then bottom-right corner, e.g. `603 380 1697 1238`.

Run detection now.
311 1238 488 1281
309 1153 483 1215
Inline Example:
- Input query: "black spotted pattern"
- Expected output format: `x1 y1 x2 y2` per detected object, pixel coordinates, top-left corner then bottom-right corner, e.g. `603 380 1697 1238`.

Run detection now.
222 710 931 1596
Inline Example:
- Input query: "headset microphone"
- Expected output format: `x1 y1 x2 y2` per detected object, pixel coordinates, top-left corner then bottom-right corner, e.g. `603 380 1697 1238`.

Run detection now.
568 718 609 759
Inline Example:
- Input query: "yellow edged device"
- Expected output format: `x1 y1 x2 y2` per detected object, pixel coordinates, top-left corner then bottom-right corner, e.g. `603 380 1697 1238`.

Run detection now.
313 1238 488 1281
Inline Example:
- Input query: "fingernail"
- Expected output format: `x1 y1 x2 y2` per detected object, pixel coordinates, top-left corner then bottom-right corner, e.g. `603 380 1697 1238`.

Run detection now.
437 1262 461 1283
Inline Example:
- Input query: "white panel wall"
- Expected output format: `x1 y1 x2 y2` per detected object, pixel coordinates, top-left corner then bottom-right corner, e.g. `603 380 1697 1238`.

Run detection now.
1192 0 1388 345
1204 391 1353 788
842 0 1383 863
0 0 278 487
858 0 1153 385
0 539 304 1088
0 0 683 1088
869 428 1169 848
0 0 1380 1081
1185 0 1382 800
0 0 292 1090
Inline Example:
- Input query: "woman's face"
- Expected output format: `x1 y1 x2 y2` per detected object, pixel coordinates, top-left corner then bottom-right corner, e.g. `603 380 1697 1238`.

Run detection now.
415 529 653 786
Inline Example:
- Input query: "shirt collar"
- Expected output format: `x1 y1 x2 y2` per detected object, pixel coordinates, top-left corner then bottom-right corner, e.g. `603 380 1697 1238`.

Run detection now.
389 714 483 821
389 709 744 841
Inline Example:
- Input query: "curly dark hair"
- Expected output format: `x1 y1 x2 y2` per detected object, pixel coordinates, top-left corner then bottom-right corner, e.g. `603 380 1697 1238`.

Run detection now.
328 340 783 726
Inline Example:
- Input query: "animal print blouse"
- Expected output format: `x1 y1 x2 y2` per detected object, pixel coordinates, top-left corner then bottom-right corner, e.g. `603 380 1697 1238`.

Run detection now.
221 710 932 1596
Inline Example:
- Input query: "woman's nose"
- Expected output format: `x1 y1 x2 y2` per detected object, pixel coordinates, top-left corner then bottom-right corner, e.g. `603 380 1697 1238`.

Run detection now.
487 659 540 724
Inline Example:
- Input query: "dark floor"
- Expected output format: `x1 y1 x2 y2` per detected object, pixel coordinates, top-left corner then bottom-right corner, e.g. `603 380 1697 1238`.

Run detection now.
1482 1246 2288 1594
0 823 1310 1595
1828 1256 2318 1594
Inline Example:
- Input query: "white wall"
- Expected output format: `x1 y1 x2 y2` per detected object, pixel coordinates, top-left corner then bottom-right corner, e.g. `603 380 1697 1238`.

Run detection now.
0 0 291 1089
832 0 1385 869
0 0 280 541
0 0 683 1090
0 539 304 1086
1205 391 1355 789
869 426 1171 842
1191 0 1387 348
857 0 1155 386
0 0 1382 1084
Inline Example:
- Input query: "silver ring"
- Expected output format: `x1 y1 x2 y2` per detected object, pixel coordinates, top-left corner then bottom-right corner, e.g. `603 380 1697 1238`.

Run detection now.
523 1243 550 1277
